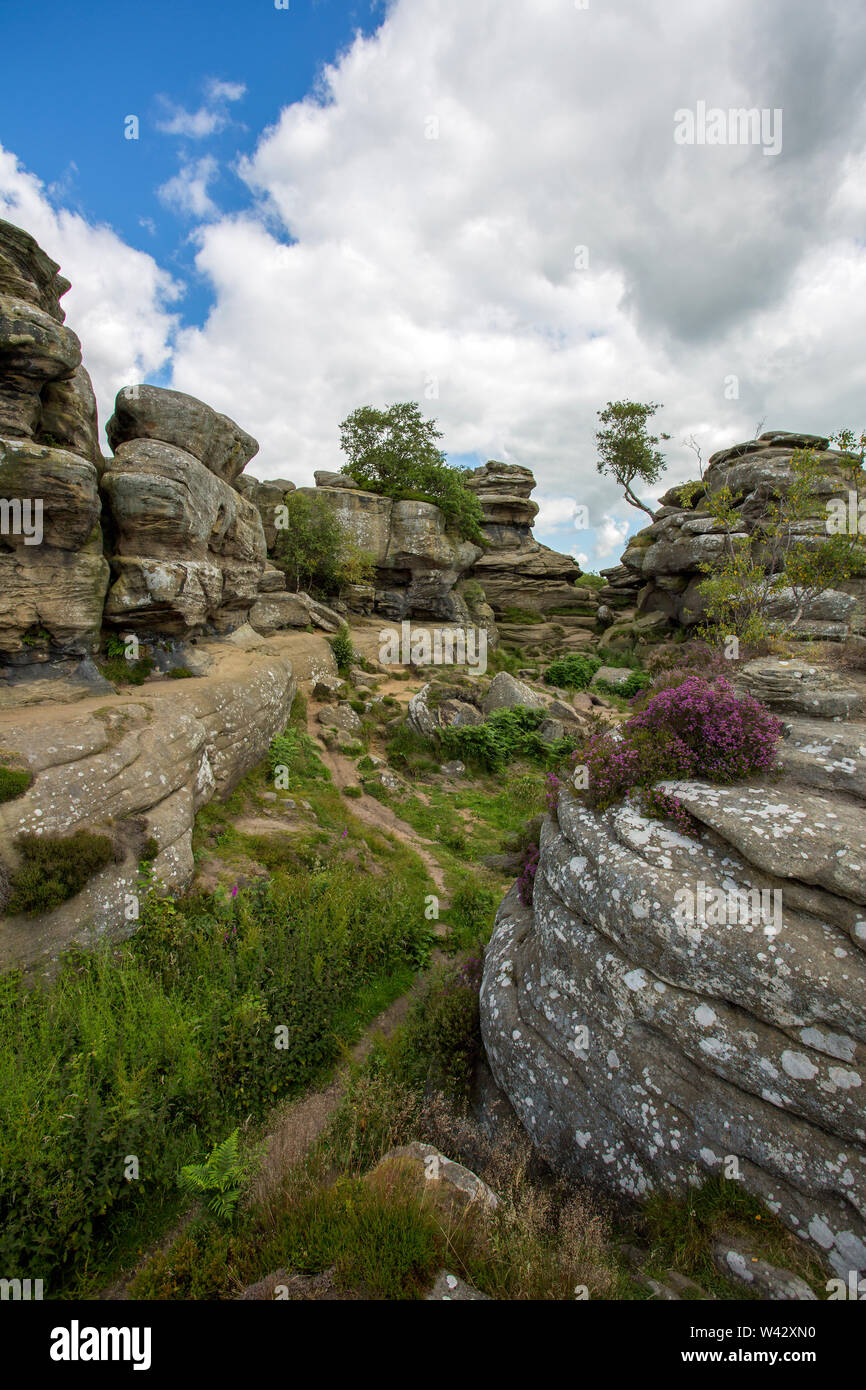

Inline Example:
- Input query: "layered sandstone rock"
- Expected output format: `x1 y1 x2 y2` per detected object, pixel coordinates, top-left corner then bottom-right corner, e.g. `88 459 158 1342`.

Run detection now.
298 482 484 623
464 460 583 617
619 431 866 640
0 219 109 660
101 387 267 634
481 659 866 1276
0 634 297 978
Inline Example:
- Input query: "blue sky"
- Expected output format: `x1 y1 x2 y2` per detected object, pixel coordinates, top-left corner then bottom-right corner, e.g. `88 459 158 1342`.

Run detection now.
1 0 865 572
1 0 384 332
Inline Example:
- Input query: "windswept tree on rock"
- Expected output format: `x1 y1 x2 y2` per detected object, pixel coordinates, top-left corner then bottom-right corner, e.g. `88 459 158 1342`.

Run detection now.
339 401 485 543
595 400 669 519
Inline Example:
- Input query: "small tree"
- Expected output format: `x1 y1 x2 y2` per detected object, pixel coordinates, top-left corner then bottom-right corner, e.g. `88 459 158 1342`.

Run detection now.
273 491 344 593
595 400 669 519
339 402 485 543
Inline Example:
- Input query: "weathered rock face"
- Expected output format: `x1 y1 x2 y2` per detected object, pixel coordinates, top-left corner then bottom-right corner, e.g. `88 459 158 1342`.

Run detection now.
101 388 268 635
0 220 110 660
297 482 484 624
464 460 582 617
235 475 296 550
0 635 297 979
620 431 866 639
481 660 866 1276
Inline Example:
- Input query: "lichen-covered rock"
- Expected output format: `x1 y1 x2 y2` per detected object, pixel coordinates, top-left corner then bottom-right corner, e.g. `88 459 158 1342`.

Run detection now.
481 706 866 1276
621 431 866 638
481 671 547 715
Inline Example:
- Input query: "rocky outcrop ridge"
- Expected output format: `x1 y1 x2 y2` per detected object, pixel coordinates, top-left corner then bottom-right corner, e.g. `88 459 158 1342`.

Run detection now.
617 431 865 641
0 219 109 660
481 657 866 1277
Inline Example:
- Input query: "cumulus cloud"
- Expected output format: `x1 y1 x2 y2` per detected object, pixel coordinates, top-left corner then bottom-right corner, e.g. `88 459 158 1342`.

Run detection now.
5 1 866 573
156 79 246 139
0 145 180 438
163 0 866 570
158 157 220 219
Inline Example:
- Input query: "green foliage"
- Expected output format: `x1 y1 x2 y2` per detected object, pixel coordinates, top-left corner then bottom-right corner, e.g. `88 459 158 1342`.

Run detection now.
342 785 363 798
595 400 668 518
330 625 356 675
390 957 483 1102
7 830 116 916
178 1129 252 1224
543 653 602 689
439 706 573 773
593 668 651 699
98 656 155 686
574 572 604 588
0 766 32 803
267 728 328 784
0 861 433 1281
272 490 346 594
167 666 195 679
339 402 485 543
447 878 498 947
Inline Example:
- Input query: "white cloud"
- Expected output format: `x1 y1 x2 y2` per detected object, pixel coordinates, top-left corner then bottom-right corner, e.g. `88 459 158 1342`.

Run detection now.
158 157 220 219
164 0 866 561
596 516 631 560
0 145 180 440
535 495 579 529
156 79 246 139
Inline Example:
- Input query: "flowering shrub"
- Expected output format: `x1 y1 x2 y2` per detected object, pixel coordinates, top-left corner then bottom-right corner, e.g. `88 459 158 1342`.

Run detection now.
518 842 540 905
575 676 783 812
639 787 700 838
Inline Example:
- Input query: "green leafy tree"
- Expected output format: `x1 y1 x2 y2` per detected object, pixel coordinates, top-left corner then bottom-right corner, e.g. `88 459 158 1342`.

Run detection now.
595 400 669 519
339 402 485 543
273 491 345 593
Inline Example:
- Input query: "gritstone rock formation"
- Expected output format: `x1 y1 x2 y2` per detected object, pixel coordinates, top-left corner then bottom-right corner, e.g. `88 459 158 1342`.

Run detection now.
101 385 268 634
0 219 110 660
616 431 866 644
464 460 583 616
481 656 866 1276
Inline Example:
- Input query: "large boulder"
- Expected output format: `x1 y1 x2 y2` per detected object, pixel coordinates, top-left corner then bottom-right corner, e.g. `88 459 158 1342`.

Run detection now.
481 681 866 1276
101 388 268 634
107 384 258 485
481 671 547 715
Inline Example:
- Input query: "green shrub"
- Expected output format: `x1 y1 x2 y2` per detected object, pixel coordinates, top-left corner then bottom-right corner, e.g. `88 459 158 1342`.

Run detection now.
98 656 155 686
342 785 363 799
574 572 604 588
330 626 356 675
0 766 32 803
7 830 116 916
167 666 194 679
439 706 562 773
593 669 651 699
392 956 483 1102
543 654 602 690
268 728 327 784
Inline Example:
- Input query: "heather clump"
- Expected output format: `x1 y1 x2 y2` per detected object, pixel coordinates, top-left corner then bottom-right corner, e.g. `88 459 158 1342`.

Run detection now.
573 676 783 812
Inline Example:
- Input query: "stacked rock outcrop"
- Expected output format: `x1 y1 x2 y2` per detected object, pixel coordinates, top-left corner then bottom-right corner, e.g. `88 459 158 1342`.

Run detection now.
0 219 109 660
101 385 268 634
464 461 583 617
616 431 865 643
481 656 866 1277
